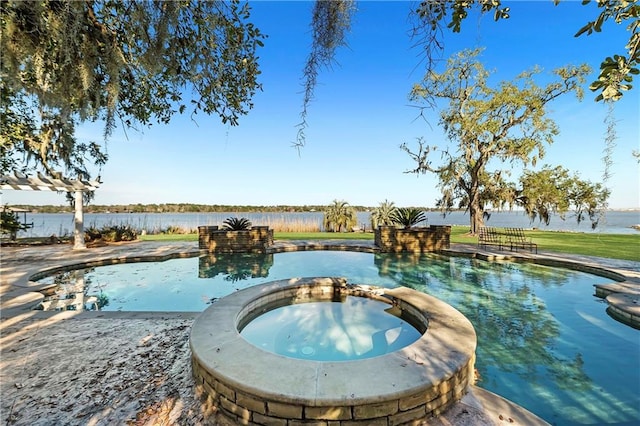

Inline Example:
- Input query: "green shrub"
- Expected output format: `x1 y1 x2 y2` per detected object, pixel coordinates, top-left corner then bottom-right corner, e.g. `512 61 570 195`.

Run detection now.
163 225 187 234
85 224 138 242
84 226 103 242
1 206 33 240
323 200 357 232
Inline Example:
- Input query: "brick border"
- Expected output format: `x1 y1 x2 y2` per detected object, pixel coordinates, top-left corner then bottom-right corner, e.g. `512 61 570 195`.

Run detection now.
198 226 274 253
374 225 451 253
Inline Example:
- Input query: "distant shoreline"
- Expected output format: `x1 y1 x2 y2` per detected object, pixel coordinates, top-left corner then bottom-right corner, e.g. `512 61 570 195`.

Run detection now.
5 203 640 214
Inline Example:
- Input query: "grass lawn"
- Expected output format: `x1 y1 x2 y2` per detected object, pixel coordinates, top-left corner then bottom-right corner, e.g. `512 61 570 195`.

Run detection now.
504 230 639 261
139 226 639 262
448 226 639 261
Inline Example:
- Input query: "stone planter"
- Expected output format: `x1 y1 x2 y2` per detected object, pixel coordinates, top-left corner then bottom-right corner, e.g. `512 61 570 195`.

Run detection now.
374 225 451 253
198 225 274 253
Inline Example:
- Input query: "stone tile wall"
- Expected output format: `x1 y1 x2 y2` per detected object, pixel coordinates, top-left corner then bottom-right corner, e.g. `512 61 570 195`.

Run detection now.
374 225 451 253
198 226 274 253
192 355 474 426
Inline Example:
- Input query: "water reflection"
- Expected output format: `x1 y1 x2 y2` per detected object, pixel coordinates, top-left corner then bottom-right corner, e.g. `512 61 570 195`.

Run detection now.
198 253 273 282
240 296 421 361
34 269 109 312
374 253 638 425
35 253 275 311
375 253 589 385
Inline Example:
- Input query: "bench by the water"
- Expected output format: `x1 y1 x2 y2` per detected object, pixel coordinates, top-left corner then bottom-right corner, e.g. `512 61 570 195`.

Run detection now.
478 227 503 250
478 227 537 253
503 227 538 253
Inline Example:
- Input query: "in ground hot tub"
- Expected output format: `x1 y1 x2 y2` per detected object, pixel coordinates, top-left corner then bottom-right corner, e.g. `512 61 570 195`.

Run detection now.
190 277 477 425
239 292 423 362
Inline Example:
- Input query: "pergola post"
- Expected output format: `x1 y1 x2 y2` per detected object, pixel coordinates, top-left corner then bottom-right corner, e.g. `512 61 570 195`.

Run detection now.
73 190 86 250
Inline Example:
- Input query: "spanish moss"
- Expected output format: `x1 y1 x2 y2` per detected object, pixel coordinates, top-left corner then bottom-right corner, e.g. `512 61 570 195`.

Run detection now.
598 101 618 230
296 0 356 149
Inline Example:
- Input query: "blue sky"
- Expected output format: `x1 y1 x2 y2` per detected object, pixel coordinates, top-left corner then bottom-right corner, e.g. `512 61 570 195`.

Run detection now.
3 0 639 209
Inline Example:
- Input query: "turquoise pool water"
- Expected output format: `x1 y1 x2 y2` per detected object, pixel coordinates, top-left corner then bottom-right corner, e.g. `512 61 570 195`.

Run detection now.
35 251 640 425
239 296 422 361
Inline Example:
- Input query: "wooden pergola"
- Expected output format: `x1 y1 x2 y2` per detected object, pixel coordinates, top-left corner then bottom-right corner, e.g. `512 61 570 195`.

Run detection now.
0 172 100 249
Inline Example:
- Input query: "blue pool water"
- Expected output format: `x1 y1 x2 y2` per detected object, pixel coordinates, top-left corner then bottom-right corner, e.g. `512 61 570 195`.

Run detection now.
240 296 422 361
35 251 640 425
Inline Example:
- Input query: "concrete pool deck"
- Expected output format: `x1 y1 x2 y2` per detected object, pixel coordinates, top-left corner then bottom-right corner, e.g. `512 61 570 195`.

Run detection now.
1 240 639 425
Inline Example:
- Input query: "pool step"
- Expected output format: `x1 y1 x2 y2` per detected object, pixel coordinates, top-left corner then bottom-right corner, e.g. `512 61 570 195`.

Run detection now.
594 282 640 298
594 282 640 329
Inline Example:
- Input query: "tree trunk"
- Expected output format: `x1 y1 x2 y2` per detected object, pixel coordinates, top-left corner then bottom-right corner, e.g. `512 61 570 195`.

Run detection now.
468 199 484 235
467 165 485 234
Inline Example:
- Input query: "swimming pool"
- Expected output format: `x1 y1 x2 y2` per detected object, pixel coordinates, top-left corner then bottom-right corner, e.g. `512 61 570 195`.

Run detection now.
35 250 640 425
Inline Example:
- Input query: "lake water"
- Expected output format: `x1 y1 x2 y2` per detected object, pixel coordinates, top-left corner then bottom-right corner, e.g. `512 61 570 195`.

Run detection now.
13 209 640 237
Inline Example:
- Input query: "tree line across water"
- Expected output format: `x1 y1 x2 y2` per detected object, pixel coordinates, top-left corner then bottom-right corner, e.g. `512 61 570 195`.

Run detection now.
9 203 433 215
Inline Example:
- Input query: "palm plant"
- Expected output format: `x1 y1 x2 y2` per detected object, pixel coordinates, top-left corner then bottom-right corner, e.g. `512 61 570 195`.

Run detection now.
390 207 427 229
222 217 252 231
370 199 397 230
323 200 357 232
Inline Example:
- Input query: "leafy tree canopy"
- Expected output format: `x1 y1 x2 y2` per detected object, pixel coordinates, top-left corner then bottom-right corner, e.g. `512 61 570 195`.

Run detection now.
3 0 634 189
296 0 637 148
516 166 609 229
413 0 639 102
1 0 264 179
401 49 607 233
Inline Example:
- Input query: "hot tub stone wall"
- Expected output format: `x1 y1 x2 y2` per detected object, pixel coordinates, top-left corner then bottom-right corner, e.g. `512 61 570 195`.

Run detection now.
190 278 477 426
374 225 451 253
192 356 474 426
198 225 273 253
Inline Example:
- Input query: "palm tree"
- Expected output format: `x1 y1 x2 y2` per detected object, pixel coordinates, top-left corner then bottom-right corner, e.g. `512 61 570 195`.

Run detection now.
222 217 252 231
370 199 397 230
390 207 427 229
323 200 357 232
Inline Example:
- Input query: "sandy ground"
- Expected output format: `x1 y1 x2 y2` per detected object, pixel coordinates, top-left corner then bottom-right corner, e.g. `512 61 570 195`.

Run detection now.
0 312 503 426
1 312 497 426
0 313 223 425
